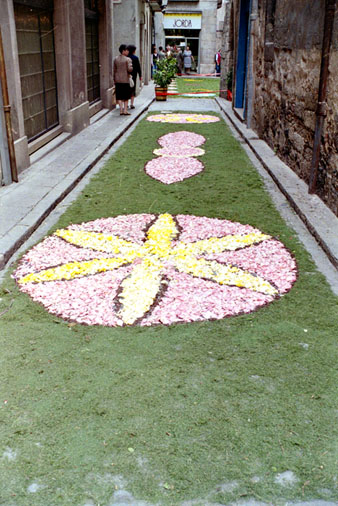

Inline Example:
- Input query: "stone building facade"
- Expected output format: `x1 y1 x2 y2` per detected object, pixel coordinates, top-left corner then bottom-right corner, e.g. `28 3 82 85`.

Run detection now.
0 0 157 183
223 0 338 215
154 0 219 74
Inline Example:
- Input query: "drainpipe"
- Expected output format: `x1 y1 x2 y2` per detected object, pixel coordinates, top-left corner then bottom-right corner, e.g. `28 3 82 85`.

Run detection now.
308 0 336 194
0 28 18 183
246 0 258 129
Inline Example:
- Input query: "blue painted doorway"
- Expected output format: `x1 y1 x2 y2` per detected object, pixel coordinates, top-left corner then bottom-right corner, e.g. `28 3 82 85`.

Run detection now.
235 0 251 109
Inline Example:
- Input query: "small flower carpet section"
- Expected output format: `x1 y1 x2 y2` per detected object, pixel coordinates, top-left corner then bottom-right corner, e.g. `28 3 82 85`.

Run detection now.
145 131 205 184
14 214 297 327
146 113 220 124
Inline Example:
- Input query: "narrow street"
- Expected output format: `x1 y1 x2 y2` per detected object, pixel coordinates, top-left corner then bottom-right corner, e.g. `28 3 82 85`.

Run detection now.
0 87 337 505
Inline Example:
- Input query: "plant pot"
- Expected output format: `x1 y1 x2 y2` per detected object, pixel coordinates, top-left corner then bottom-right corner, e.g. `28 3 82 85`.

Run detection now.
227 90 233 102
155 86 168 101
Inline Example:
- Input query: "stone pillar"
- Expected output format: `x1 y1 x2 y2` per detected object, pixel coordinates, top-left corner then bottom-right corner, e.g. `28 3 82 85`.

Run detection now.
54 0 89 134
113 0 138 58
99 0 114 109
113 0 148 90
154 12 165 50
143 5 151 85
220 0 233 98
199 1 218 74
0 0 29 172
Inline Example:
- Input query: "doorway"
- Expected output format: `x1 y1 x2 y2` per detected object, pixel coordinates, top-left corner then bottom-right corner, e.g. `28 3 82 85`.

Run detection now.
84 0 100 104
165 29 200 72
235 0 250 110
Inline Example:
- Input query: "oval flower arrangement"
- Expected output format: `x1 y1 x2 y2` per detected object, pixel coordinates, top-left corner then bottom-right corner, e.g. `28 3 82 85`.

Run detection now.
14 214 297 327
147 113 220 124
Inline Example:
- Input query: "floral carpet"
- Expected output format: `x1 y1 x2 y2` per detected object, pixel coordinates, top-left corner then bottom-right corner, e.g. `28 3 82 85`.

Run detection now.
14 114 297 328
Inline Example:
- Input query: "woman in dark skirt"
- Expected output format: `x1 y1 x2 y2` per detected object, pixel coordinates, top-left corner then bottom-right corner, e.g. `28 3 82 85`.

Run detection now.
113 44 133 115
127 45 142 109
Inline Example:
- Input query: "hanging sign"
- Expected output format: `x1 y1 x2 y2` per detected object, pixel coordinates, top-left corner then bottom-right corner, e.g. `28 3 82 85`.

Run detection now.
163 13 202 30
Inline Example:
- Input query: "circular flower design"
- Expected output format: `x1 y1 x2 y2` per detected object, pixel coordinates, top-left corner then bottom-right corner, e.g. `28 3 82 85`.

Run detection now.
14 214 297 327
147 114 220 124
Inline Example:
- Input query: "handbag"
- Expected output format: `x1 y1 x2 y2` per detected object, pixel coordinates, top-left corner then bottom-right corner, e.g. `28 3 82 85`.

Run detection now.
129 75 134 87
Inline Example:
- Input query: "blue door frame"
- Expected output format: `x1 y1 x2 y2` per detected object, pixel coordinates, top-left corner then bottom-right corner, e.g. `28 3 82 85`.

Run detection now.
235 0 251 109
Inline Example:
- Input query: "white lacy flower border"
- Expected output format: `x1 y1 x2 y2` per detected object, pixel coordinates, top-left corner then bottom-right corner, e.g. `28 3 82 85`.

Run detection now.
13 214 297 327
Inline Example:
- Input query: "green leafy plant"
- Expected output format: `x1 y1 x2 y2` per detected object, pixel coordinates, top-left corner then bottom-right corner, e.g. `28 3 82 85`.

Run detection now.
153 57 177 88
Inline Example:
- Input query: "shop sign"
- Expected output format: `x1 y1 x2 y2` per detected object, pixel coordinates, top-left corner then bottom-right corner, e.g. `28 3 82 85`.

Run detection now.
163 13 202 30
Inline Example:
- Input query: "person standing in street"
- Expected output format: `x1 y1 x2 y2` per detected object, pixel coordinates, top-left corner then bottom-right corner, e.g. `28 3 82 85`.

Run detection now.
113 44 133 115
183 46 194 74
127 44 142 109
151 45 158 79
176 48 184 75
158 46 165 60
215 49 221 74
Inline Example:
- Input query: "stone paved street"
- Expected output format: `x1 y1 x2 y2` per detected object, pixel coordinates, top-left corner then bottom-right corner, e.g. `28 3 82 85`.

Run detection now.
1 87 337 293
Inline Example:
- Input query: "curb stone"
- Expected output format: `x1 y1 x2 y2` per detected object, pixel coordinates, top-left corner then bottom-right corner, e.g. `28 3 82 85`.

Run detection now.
0 91 155 270
215 97 338 270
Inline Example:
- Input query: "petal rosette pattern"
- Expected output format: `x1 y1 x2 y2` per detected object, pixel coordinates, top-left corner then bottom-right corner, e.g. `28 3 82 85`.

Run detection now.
14 214 297 327
147 114 220 124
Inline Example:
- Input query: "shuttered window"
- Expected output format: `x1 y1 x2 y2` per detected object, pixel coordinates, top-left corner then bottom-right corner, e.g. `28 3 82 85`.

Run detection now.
14 1 58 141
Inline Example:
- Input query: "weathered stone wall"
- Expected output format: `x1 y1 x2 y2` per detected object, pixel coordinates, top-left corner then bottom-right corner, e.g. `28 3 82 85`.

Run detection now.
219 0 233 97
248 0 338 215
323 9 338 214
200 0 218 73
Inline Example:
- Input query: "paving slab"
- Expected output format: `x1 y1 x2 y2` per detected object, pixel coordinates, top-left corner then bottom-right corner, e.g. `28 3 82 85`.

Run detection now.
0 84 155 269
149 97 219 112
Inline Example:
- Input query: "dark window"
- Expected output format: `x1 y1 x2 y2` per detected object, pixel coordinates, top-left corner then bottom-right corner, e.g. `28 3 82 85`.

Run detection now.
85 0 100 103
14 1 58 141
264 0 276 64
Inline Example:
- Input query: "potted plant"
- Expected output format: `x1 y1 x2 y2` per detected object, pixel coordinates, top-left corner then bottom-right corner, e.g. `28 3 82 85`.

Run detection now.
153 57 177 101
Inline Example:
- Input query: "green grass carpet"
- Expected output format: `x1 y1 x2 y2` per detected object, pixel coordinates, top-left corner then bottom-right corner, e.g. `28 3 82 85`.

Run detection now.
0 113 337 505
174 77 220 98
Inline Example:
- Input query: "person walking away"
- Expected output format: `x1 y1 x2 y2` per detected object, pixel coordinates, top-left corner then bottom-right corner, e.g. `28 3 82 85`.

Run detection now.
183 46 194 74
176 48 184 75
127 44 142 109
158 46 165 60
113 44 133 115
215 50 221 74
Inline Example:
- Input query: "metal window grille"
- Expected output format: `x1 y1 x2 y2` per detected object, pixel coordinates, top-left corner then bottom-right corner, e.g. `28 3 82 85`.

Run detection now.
85 1 100 104
14 2 58 141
